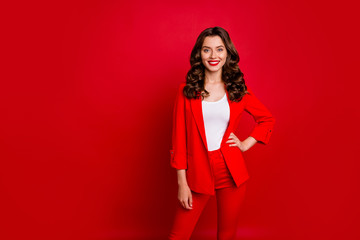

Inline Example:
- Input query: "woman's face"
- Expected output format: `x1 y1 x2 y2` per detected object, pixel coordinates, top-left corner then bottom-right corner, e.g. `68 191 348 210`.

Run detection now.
201 35 227 73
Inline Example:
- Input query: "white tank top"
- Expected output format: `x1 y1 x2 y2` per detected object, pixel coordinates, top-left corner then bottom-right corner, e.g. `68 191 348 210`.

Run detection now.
201 93 230 151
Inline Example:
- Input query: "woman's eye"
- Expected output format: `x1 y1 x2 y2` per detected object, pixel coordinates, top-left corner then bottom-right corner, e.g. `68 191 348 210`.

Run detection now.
218 48 223 51
204 49 209 52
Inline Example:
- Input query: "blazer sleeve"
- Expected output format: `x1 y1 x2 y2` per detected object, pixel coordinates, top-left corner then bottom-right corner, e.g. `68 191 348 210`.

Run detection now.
169 83 188 170
244 86 276 145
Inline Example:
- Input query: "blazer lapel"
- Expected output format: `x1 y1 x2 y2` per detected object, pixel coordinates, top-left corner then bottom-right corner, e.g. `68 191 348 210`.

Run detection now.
190 86 236 151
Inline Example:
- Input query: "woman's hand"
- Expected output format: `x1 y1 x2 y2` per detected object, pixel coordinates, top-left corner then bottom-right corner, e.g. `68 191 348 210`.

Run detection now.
226 132 257 152
178 184 193 210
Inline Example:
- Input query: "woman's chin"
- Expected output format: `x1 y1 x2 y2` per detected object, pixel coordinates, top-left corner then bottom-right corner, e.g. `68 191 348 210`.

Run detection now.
205 67 222 72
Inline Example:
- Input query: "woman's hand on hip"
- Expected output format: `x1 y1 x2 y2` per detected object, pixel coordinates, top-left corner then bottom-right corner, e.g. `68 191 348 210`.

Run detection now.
226 132 256 152
178 184 193 210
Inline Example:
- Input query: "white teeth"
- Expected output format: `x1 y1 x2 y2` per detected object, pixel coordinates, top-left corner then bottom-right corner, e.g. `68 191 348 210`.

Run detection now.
209 61 219 63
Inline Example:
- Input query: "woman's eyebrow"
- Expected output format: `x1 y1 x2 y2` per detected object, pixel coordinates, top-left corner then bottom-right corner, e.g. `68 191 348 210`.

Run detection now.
202 45 224 49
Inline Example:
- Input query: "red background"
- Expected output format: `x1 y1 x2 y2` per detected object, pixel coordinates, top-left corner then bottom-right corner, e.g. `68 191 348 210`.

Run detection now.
1 0 359 239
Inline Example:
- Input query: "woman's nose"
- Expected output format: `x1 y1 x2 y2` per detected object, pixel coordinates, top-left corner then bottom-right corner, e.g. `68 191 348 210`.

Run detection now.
211 51 217 58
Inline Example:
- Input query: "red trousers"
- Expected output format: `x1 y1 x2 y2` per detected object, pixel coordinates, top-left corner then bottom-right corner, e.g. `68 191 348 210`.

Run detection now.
168 148 247 240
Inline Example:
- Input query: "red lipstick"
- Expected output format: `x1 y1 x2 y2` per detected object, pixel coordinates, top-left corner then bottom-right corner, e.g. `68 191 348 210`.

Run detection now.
208 60 220 66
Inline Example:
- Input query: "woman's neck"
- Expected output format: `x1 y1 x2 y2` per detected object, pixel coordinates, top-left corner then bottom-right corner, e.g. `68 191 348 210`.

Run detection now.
204 69 223 85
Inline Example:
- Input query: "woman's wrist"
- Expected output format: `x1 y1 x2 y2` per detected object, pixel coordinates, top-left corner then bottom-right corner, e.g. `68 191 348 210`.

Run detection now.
177 169 188 187
178 182 189 187
242 136 257 151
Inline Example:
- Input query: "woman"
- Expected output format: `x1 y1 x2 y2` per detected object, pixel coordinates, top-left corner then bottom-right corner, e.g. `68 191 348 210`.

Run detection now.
168 26 275 240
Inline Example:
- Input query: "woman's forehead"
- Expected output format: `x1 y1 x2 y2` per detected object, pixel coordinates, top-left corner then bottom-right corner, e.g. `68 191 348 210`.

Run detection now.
202 36 224 46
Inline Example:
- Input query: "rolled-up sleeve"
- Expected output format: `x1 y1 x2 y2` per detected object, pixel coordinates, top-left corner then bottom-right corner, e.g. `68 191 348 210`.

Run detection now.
169 84 188 169
244 86 276 145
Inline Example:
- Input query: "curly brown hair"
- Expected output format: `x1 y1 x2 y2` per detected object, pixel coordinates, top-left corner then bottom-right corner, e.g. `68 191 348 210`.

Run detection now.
183 26 248 102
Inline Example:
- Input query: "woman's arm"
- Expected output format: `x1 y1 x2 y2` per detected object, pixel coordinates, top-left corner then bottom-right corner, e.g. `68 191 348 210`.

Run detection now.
241 136 258 151
170 83 188 170
177 169 188 186
244 86 276 145
170 84 193 209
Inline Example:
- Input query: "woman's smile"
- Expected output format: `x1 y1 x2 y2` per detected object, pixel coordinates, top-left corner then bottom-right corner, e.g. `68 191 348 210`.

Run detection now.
208 60 220 66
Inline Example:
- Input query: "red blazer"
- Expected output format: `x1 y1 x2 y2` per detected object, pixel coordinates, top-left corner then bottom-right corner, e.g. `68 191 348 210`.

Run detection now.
170 82 276 195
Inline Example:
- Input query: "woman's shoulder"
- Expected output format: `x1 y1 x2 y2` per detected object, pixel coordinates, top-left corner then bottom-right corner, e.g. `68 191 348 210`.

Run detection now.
176 82 187 94
178 82 186 88
173 82 187 101
244 84 254 95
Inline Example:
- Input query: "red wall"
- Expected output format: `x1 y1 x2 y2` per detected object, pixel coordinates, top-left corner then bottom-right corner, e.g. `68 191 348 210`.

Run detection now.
1 0 359 239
